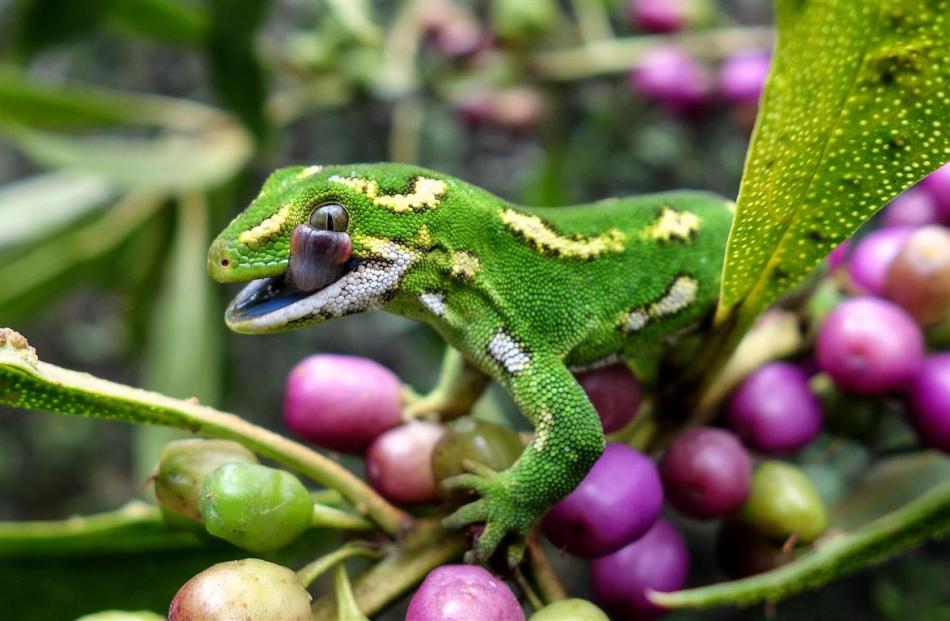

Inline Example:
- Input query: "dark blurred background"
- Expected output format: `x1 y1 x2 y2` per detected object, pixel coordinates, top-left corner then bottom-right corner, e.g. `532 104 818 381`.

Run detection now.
0 1 946 619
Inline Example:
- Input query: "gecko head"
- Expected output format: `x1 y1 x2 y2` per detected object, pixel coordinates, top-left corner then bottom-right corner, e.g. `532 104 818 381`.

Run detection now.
209 164 446 334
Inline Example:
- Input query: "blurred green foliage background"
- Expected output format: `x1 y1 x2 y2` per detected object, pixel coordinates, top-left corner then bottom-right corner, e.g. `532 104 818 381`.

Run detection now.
0 0 946 619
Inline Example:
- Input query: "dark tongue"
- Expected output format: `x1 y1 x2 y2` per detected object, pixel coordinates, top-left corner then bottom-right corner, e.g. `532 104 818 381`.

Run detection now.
287 224 352 292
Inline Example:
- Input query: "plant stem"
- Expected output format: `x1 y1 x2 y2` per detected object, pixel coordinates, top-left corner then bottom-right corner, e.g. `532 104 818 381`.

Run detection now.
310 504 374 531
0 501 205 556
310 519 467 618
334 564 371 621
530 26 774 81
527 534 567 604
297 543 381 589
0 334 412 536
570 0 613 44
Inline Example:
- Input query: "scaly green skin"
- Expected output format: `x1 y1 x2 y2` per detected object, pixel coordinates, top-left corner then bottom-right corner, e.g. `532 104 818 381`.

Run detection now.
208 163 733 560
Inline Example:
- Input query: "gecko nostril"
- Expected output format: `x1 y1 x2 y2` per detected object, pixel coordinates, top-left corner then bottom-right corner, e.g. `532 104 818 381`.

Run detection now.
220 259 230 268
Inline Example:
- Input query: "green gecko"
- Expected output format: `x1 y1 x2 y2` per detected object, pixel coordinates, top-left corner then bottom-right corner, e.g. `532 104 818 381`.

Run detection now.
208 162 733 560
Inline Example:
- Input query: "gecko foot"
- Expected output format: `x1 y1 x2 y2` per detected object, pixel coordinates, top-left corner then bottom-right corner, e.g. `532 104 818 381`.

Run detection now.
441 466 537 565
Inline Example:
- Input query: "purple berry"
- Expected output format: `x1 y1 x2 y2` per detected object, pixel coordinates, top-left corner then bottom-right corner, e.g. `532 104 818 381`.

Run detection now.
816 297 924 395
882 187 940 228
629 46 712 114
575 364 643 433
542 443 662 557
590 519 689 620
366 421 444 505
629 0 698 33
848 226 913 295
728 362 823 454
659 427 751 519
718 50 770 105
283 354 402 454
908 354 950 453
826 239 851 271
921 162 950 222
406 565 524 621
883 225 950 326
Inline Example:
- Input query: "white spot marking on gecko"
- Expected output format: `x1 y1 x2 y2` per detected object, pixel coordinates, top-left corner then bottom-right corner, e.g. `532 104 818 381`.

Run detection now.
297 165 324 179
419 292 446 317
487 329 530 375
650 276 699 317
621 276 699 333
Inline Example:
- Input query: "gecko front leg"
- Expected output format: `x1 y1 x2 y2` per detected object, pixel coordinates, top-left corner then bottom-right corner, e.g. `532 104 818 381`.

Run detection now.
443 339 605 563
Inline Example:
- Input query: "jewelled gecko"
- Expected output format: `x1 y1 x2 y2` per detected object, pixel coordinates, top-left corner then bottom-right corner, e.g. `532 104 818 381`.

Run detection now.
208 163 733 560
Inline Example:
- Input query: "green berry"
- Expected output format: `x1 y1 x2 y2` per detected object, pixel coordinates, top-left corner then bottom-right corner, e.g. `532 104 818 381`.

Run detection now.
153 439 257 521
529 599 610 621
199 463 313 552
169 558 311 621
430 417 522 495
740 461 828 544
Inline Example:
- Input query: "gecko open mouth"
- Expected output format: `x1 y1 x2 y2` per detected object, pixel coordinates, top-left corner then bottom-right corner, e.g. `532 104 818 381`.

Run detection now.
224 228 415 333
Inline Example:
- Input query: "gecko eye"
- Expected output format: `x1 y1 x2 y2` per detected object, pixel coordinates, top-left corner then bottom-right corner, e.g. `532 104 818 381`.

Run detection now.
309 203 349 232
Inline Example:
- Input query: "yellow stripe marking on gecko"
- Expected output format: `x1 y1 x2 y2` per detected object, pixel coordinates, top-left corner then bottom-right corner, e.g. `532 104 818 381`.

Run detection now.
500 209 626 260
238 205 291 248
329 176 448 213
640 207 701 242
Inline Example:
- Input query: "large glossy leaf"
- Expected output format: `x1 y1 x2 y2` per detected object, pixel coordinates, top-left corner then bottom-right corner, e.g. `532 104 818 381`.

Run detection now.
718 0 950 328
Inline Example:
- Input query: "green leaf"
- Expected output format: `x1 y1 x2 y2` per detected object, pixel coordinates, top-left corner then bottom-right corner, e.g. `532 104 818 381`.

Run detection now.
8 0 107 59
0 171 115 250
0 328 408 535
0 501 204 557
103 0 209 46
136 193 224 481
0 192 163 324
718 0 950 328
206 0 273 142
653 454 950 609
0 68 150 129
2 124 252 192
324 0 381 45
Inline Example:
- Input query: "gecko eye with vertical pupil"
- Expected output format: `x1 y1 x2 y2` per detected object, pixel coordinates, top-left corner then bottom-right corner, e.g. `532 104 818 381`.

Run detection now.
309 203 349 232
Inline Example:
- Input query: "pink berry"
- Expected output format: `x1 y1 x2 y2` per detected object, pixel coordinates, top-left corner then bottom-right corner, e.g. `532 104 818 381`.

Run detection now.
630 46 712 114
908 354 950 453
883 225 950 326
283 355 402 454
590 519 689 620
728 362 823 454
816 297 924 395
659 427 751 519
542 443 662 557
921 162 950 222
826 239 851 271
848 226 913 294
575 364 643 433
882 187 940 228
406 565 524 621
629 0 698 33
366 422 444 504
718 50 770 105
